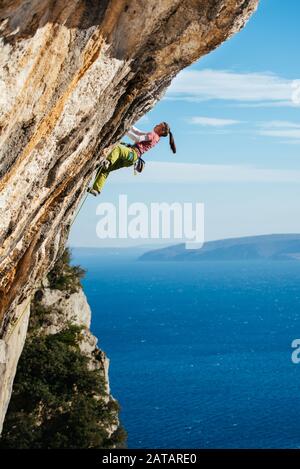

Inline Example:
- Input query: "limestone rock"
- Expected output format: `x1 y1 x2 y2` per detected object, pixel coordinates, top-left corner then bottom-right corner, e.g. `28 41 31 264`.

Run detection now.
0 298 30 432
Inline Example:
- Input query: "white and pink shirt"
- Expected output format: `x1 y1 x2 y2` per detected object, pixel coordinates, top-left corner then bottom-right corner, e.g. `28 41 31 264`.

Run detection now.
126 126 160 157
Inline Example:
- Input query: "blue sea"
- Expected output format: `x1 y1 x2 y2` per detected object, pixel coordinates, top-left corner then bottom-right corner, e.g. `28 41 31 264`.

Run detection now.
72 249 300 449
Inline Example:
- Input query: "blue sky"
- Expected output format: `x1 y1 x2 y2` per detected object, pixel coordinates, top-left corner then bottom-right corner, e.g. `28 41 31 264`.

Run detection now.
69 0 300 248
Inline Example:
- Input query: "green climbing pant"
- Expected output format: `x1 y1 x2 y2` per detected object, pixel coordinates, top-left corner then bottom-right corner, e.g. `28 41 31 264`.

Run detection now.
93 144 138 193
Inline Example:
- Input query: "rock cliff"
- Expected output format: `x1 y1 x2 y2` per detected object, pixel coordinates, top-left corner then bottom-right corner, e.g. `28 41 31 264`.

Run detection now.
0 0 259 433
0 272 124 447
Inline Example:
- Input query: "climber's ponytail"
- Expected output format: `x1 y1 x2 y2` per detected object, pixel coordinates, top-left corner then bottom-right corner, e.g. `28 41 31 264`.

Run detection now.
161 122 176 154
169 130 176 154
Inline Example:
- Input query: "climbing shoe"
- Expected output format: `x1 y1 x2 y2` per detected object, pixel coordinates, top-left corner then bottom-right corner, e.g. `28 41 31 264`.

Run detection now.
87 187 100 197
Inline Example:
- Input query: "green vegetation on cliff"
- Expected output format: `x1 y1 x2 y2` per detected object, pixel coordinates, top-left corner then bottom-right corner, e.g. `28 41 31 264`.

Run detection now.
47 248 85 293
0 249 126 449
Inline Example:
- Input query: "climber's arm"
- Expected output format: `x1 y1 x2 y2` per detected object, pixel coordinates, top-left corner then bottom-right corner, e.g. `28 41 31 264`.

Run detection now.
126 126 150 143
130 126 148 136
126 128 140 143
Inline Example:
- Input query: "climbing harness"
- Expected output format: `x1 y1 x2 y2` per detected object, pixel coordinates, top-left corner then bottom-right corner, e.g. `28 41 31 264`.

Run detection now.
121 142 145 175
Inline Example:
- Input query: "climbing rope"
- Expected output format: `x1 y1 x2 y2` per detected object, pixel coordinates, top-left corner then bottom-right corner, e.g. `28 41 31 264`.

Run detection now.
5 160 107 338
5 296 32 341
70 192 88 227
70 159 108 227
4 158 106 340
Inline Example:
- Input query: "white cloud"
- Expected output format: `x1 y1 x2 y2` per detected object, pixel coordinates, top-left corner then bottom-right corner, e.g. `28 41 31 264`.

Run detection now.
166 69 300 106
234 101 300 108
188 116 241 127
261 121 300 129
260 129 300 139
258 120 300 140
109 162 300 185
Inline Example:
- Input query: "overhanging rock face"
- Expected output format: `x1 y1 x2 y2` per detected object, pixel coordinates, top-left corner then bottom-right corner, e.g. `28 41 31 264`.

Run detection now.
0 0 259 424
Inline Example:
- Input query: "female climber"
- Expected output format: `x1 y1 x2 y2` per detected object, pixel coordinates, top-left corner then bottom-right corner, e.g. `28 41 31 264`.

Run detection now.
87 122 176 196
